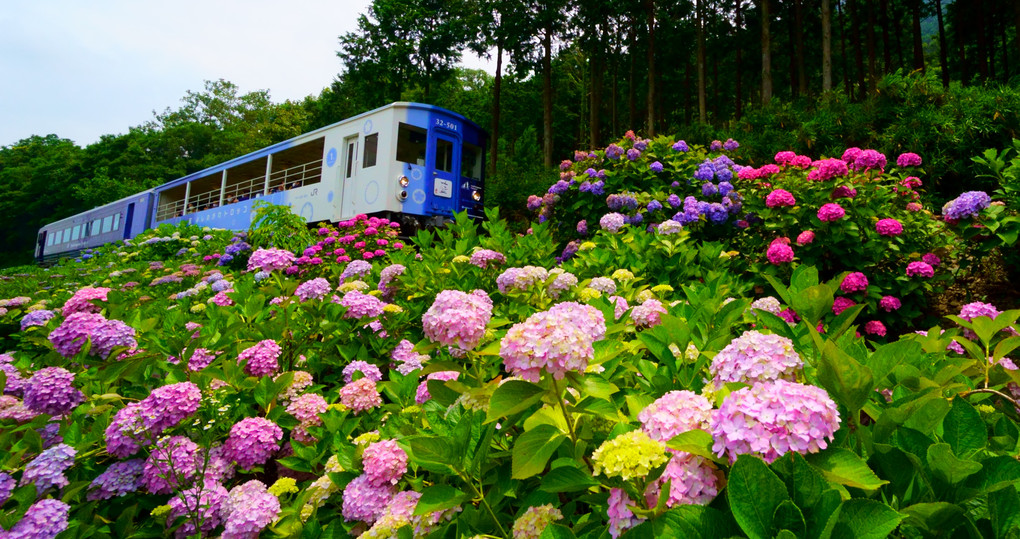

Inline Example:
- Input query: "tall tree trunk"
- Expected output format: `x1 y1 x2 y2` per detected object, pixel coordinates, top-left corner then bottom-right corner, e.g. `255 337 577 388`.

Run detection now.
590 38 603 148
976 0 989 79
840 0 854 100
789 2 798 97
849 0 866 97
1001 2 1011 79
628 16 636 129
794 0 808 95
988 1 997 79
1015 0 1020 71
762 0 773 105
958 2 969 82
822 0 832 91
542 27 553 167
489 42 503 174
879 0 892 72
645 0 656 135
911 0 924 71
683 58 692 122
891 0 904 70
612 54 618 135
698 0 708 122
736 0 744 117
937 0 950 86
866 0 879 93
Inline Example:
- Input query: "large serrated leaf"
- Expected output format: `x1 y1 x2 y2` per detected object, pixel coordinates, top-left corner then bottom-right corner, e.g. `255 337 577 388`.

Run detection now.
942 398 986 456
727 455 790 539
511 424 565 479
820 499 904 539
485 380 545 423
806 449 888 490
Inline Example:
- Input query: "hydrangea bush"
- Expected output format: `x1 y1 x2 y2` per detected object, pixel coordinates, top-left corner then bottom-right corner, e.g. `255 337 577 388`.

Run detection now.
0 164 1018 539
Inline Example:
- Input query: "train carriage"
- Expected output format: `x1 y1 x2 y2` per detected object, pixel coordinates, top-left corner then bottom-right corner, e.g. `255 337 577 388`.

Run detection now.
35 102 486 262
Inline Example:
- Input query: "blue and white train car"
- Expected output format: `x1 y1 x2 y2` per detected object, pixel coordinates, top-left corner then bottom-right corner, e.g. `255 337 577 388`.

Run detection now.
35 191 155 262
35 102 486 261
150 102 485 231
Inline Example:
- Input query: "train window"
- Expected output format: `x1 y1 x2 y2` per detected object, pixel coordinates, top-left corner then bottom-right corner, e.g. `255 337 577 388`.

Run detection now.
363 134 378 168
395 123 427 165
63 228 71 242
47 234 54 246
102 216 113 234
71 226 81 241
461 144 482 180
92 219 101 235
113 213 120 231
55 230 62 244
344 136 357 179
434 138 453 173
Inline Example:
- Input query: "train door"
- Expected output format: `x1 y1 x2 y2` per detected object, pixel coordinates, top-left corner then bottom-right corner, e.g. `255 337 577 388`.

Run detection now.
36 231 46 261
342 135 358 214
123 203 135 239
427 129 461 215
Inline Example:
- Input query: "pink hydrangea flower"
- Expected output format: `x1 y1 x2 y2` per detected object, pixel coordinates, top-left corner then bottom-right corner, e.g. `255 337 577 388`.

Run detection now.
607 488 645 538
61 286 110 317
247 248 296 272
879 296 902 312
710 330 803 384
342 474 395 524
340 378 383 413
500 303 606 382
875 218 903 236
294 278 332 302
237 339 281 377
765 189 796 208
631 299 667 328
896 152 922 167
222 480 281 537
362 440 408 487
421 290 493 351
223 417 283 470
922 253 941 267
638 390 712 442
906 261 934 278
711 380 841 463
832 297 857 315
415 371 459 405
766 242 794 265
644 452 719 508
840 272 868 293
796 230 815 245
864 320 887 337
337 290 386 319
817 203 846 222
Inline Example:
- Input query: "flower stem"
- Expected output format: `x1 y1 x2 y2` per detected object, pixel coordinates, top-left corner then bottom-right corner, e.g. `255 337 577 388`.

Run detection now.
551 376 577 445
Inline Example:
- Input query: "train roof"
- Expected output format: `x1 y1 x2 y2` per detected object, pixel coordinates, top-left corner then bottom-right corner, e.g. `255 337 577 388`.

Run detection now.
154 102 482 192
40 189 154 231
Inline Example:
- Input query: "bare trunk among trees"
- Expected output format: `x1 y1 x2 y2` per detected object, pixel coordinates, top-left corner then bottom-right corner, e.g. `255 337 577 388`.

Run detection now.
490 42 502 174
822 0 832 91
911 0 924 71
880 0 892 72
542 27 553 167
645 0 657 135
849 0 866 97
937 0 950 86
793 0 807 95
865 0 879 94
698 0 707 122
761 0 772 105
735 0 744 117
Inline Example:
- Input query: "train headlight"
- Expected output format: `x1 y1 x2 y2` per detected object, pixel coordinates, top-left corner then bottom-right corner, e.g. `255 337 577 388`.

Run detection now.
397 190 408 202
398 175 410 187
471 189 482 202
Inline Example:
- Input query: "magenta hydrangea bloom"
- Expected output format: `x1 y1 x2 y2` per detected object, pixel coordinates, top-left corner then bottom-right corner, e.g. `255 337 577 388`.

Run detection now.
223 417 283 470
710 330 803 384
4 498 69 538
832 297 857 315
711 379 841 463
421 289 493 351
287 393 328 425
766 242 794 265
22 367 84 417
796 230 815 245
765 189 796 208
958 301 1001 322
337 290 386 319
875 218 903 236
340 378 383 413
609 295 629 320
342 474 396 524
644 452 719 507
897 152 922 167
105 403 146 457
415 371 459 405
840 272 869 293
247 248 296 272
500 305 602 382
906 261 935 278
188 348 219 371
61 286 110 317
142 436 200 494
631 299 667 328
851 149 887 171
87 459 145 501
864 320 887 337
879 296 902 312
294 278 332 302
639 390 712 442
362 440 408 487
774 151 796 165
817 203 846 222
237 339 281 377
139 382 202 434
222 480 281 538
167 481 229 538
20 443 76 494
48 312 106 358
922 253 941 267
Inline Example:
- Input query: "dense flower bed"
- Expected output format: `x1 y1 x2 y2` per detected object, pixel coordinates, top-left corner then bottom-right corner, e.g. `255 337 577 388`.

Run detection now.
0 141 1019 538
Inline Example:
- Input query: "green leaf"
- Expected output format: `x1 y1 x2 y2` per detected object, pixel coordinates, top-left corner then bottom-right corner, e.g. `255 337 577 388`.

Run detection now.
962 456 1020 495
926 443 983 485
989 486 1020 537
773 500 807 537
537 523 576 539
511 424 566 479
666 429 720 462
413 484 467 516
868 339 924 384
727 455 791 539
626 505 741 539
789 284 834 326
900 502 965 533
817 341 874 413
426 379 460 407
538 464 599 492
942 398 986 456
806 449 888 490
820 499 904 539
771 452 843 539
485 380 545 423
408 436 458 470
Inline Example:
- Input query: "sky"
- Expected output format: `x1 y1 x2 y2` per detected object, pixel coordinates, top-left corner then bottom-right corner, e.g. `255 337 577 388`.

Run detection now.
0 0 494 148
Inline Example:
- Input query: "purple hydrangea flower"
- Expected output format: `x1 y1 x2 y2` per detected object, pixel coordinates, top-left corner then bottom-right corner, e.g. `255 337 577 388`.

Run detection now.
20 443 76 494
650 161 663 173
4 498 69 538
142 436 199 495
221 480 281 538
21 310 55 331
22 367 84 417
342 474 395 524
943 191 991 221
87 459 145 500
672 140 689 152
223 417 283 470
295 278 332 302
343 361 383 384
167 481 229 538
710 331 803 384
